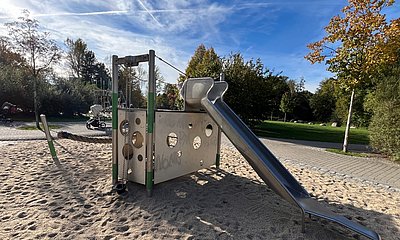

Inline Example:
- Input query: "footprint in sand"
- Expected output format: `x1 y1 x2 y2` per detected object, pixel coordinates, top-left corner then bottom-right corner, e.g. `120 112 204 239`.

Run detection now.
114 225 129 232
17 211 27 218
28 225 37 231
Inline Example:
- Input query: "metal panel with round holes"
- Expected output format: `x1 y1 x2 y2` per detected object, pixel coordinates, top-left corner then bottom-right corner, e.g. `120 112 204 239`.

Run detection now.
118 108 147 184
154 111 219 184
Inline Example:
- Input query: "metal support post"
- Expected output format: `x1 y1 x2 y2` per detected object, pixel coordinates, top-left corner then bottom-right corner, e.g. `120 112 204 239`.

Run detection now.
111 55 119 186
215 73 225 169
146 50 156 196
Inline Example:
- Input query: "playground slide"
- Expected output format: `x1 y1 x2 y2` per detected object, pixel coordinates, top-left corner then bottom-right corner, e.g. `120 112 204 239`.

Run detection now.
201 89 380 240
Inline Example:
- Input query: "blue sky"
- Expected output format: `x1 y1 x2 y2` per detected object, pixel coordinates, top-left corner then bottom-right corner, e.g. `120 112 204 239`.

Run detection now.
0 0 399 92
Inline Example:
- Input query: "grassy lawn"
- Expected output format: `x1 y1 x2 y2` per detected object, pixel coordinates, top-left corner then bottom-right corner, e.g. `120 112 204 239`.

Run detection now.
254 120 369 145
326 148 370 157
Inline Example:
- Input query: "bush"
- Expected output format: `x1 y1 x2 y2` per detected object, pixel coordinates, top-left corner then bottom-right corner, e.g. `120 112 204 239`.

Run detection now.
366 65 400 161
368 102 400 160
40 78 97 117
0 65 33 111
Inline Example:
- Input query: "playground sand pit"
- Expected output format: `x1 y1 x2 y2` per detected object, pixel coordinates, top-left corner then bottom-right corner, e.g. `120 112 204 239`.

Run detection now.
0 140 399 239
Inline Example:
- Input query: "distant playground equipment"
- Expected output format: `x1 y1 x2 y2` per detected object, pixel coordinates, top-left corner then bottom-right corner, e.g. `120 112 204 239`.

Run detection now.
1 102 17 123
49 50 379 240
94 89 112 112
86 104 107 130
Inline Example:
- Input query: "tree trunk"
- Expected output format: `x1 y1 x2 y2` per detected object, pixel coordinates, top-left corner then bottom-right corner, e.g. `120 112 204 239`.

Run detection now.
284 112 287 122
33 76 41 130
343 89 355 152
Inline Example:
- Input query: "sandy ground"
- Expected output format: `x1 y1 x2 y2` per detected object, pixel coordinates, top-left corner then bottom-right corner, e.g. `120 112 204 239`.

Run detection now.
0 140 399 240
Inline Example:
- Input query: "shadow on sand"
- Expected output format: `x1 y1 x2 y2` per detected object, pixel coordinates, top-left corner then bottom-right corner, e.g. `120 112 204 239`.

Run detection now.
27 141 397 240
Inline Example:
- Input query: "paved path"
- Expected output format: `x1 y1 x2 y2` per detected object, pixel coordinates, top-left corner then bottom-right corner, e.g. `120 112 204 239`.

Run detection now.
0 121 110 141
222 136 400 190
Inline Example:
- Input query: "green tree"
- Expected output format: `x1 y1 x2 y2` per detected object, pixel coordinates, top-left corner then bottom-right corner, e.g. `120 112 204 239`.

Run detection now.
80 50 97 84
305 0 400 152
155 66 166 95
280 92 294 122
118 66 146 108
179 44 222 82
65 38 87 79
365 54 400 160
5 10 61 128
223 53 274 125
182 44 291 125
267 75 289 120
50 77 97 116
0 65 32 111
293 90 314 121
311 78 337 122
156 83 180 110
93 62 111 90
66 38 111 90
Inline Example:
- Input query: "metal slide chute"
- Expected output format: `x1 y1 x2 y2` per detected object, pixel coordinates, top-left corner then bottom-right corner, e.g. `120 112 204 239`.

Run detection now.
182 78 380 240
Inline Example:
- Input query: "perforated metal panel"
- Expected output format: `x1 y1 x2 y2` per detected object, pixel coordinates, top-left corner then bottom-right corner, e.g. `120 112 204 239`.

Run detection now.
154 111 218 184
118 109 146 184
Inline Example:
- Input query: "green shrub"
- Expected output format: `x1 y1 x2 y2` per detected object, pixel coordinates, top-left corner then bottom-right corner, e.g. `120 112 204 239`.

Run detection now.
366 65 400 161
368 102 400 160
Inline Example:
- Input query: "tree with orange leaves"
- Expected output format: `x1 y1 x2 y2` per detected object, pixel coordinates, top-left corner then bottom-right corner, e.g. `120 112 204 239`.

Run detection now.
305 0 400 152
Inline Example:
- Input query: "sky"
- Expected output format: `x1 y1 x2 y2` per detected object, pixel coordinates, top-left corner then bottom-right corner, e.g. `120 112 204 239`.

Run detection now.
0 0 399 92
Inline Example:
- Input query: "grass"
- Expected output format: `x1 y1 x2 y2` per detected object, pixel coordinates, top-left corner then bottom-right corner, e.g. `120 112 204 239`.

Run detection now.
17 124 62 130
326 148 370 157
254 120 369 145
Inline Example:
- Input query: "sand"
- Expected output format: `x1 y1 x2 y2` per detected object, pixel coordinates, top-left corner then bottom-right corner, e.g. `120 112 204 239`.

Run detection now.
0 140 399 239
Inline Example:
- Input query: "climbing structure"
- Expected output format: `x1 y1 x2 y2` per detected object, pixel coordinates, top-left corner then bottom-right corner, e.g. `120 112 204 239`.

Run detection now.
111 50 380 240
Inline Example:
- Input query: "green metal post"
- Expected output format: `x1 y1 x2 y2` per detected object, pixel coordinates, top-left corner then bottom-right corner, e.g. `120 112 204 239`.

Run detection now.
111 55 119 185
40 114 58 162
146 50 155 196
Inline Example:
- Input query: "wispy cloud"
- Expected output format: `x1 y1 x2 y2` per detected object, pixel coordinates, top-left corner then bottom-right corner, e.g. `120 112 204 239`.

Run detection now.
0 10 129 19
5 0 390 91
136 0 163 27
0 0 318 86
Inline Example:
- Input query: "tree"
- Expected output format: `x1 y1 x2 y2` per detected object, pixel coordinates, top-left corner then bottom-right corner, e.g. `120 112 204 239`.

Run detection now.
311 78 337 122
155 66 166 95
93 62 111 90
223 53 277 125
65 38 87 79
156 83 180 110
80 50 97 84
305 0 400 152
5 10 61 128
0 37 25 66
293 90 314 121
179 44 222 82
66 38 111 90
0 38 34 112
118 65 146 108
280 92 294 122
278 78 313 122
365 53 400 160
267 75 289 120
181 44 294 125
50 77 97 116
